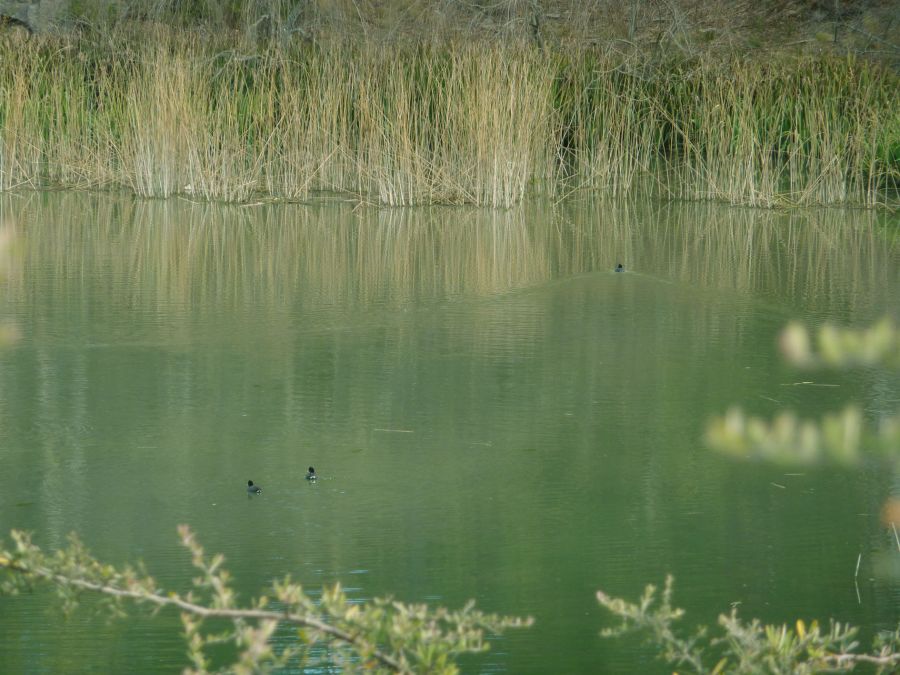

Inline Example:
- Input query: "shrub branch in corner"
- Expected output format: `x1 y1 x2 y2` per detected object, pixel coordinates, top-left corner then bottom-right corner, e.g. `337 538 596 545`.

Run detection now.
0 526 532 674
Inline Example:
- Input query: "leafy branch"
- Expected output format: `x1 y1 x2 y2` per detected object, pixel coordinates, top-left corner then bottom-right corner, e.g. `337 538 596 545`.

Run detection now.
597 576 707 672
0 526 532 674
597 577 900 674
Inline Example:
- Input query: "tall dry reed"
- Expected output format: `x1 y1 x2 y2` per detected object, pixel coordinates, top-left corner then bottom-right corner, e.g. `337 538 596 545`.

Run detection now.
0 29 895 208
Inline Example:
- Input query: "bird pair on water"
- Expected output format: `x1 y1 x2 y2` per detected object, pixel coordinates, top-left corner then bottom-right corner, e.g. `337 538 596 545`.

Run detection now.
247 467 316 493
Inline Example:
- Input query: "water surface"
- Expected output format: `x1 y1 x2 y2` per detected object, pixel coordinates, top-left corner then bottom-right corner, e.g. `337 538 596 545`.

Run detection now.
1 193 898 673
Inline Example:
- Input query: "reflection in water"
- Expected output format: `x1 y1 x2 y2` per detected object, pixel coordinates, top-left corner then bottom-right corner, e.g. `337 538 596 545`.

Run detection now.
2 193 896 314
0 192 898 674
0 222 20 347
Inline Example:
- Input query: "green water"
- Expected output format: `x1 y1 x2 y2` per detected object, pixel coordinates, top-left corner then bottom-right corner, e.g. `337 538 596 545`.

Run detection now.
0 192 898 673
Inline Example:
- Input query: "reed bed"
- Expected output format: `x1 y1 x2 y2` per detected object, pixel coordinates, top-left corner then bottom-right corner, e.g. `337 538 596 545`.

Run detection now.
656 58 900 207
0 29 896 208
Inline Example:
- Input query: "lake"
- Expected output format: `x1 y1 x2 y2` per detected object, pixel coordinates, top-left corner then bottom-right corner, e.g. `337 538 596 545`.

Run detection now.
1 192 898 673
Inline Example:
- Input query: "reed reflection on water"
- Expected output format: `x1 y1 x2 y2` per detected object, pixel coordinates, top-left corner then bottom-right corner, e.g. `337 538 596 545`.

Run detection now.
0 192 898 674
3 193 896 315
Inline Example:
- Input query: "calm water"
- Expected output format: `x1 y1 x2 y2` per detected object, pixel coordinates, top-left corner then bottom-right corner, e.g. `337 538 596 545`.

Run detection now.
0 192 898 673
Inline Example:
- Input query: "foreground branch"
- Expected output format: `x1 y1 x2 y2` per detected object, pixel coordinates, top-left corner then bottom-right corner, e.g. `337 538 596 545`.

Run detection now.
0 554 401 670
597 576 900 674
0 527 531 674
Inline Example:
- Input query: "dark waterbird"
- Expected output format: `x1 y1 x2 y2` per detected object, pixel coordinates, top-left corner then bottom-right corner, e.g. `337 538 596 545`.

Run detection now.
247 480 262 494
305 467 317 481
615 263 625 273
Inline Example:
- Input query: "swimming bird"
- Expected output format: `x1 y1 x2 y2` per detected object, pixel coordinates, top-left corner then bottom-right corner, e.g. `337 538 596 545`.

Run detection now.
305 467 317 481
247 480 262 493
615 263 625 273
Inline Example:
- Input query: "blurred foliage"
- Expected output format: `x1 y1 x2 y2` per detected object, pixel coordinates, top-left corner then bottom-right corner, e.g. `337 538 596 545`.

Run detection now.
780 319 900 370
597 576 900 674
706 405 900 467
0 526 531 674
706 319 900 466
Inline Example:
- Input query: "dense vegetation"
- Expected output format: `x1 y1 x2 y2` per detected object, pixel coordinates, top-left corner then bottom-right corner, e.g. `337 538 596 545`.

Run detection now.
2 0 899 209
0 27 896 207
